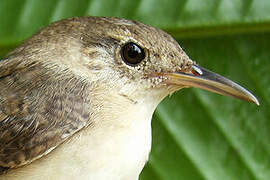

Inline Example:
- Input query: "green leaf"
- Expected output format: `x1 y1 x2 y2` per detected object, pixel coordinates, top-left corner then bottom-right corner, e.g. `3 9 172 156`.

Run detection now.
0 0 269 180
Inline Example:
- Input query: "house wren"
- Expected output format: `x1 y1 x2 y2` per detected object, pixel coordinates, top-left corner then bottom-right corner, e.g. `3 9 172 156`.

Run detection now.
0 17 259 180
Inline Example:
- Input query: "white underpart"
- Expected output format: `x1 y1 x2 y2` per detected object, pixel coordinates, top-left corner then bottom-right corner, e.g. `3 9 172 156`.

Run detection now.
2 89 167 180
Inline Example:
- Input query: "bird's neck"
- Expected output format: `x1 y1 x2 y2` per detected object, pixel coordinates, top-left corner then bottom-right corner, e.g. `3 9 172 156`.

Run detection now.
2 91 163 180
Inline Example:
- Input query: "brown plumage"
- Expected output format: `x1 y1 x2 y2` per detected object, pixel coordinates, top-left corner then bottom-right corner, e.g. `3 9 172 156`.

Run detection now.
0 41 92 171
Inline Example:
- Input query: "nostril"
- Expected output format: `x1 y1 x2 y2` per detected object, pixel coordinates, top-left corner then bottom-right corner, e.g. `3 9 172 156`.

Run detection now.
191 65 203 76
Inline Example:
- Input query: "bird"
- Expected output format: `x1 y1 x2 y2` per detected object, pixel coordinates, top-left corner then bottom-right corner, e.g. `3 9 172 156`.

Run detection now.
0 16 259 180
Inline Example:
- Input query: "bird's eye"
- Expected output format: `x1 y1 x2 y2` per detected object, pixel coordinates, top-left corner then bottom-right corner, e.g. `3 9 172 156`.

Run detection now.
121 42 145 66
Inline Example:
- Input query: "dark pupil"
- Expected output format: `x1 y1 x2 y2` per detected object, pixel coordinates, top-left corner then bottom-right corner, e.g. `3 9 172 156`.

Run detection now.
122 42 145 65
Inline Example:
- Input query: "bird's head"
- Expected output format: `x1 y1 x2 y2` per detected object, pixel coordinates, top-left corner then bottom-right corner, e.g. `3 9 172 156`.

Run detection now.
12 16 259 108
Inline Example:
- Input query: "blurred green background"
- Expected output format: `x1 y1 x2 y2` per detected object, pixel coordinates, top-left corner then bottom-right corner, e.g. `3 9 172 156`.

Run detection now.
0 0 269 179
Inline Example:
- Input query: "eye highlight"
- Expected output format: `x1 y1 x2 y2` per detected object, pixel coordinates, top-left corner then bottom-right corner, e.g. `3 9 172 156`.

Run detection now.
121 42 145 66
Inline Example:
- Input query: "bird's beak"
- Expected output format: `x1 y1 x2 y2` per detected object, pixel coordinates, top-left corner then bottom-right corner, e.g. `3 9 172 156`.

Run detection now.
163 65 260 105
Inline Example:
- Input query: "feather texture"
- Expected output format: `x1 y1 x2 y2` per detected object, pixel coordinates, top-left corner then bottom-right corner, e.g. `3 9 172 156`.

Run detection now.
0 57 92 172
